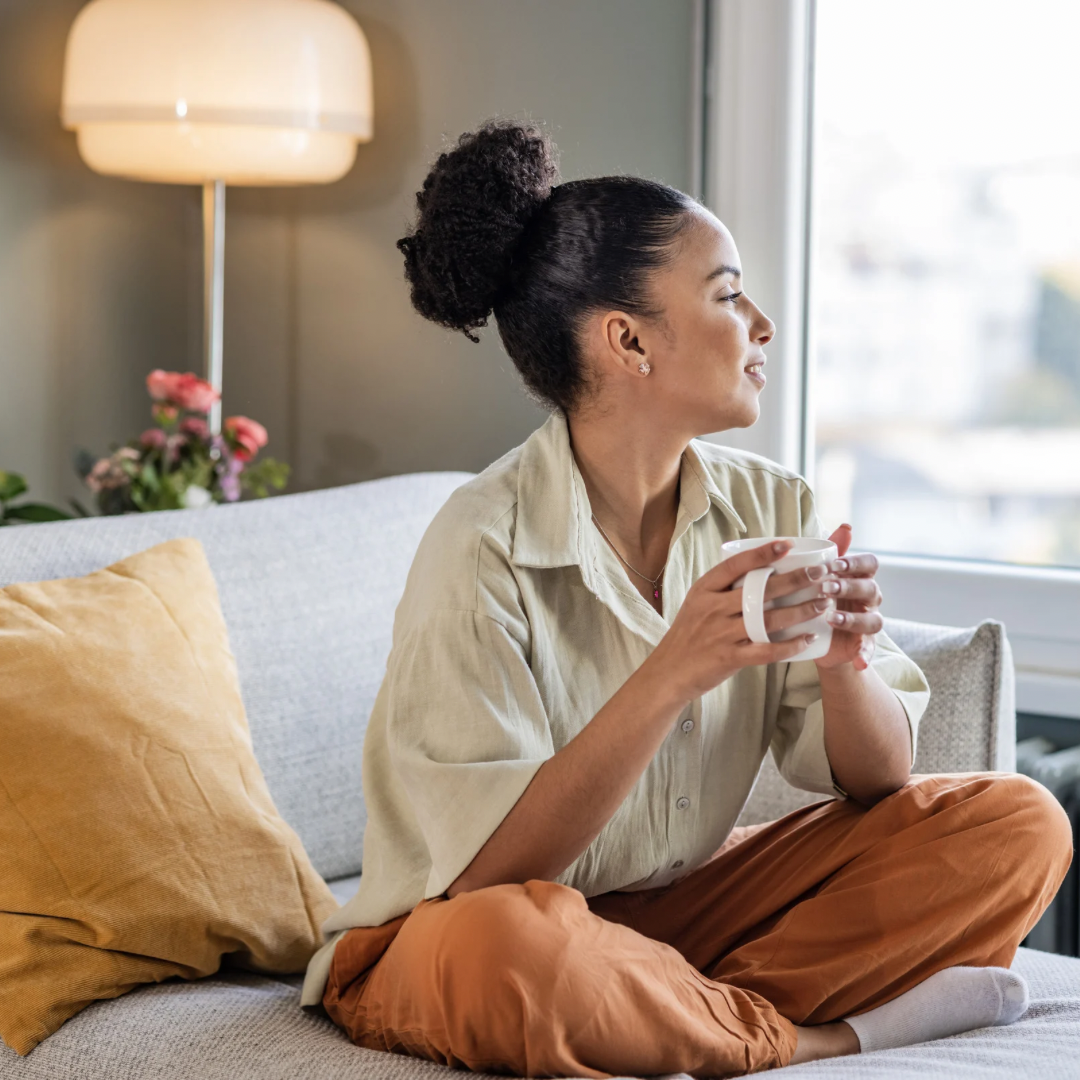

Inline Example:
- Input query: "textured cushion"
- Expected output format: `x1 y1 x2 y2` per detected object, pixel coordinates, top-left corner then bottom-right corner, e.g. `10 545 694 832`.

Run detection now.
738 618 1016 826
0 473 472 882
0 539 337 1055
886 617 1016 773
0 945 1075 1079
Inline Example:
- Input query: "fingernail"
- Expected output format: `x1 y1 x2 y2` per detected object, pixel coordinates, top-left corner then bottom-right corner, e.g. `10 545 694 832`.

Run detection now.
827 610 846 626
814 598 830 611
830 558 848 572
773 541 790 554
841 522 852 530
822 580 841 595
805 633 819 642
807 564 826 580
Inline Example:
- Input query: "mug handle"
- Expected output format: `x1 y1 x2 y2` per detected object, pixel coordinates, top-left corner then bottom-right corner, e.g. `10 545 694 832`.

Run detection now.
740 566 775 644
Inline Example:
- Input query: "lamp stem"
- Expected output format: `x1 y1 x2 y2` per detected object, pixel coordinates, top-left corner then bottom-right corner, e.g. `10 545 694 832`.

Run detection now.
202 179 226 435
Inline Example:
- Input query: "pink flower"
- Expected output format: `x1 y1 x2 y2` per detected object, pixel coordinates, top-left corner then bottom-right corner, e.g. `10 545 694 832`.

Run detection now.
85 451 135 493
224 415 268 462
179 416 210 440
85 457 112 494
145 370 219 414
164 429 190 464
165 433 187 467
171 376 219 414
146 369 176 403
152 403 179 424
140 428 167 449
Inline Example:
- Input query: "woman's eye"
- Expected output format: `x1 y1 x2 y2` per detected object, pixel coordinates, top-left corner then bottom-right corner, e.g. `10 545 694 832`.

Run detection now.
718 291 743 303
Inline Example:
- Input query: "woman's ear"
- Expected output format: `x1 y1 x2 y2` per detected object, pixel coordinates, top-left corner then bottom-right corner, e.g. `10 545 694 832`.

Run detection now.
599 310 651 378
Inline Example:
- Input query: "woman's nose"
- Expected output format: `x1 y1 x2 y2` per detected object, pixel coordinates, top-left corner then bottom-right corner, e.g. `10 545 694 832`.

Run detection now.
752 305 775 346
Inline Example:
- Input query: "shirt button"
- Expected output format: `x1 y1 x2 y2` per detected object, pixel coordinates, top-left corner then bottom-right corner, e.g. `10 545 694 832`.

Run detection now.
676 796 691 811
671 859 684 869
681 718 694 733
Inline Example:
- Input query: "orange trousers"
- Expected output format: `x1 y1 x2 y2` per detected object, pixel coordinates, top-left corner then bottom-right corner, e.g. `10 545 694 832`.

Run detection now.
323 773 1073 1078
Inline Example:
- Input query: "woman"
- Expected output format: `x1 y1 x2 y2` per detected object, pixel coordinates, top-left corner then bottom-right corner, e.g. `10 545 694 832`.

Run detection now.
301 121 1071 1077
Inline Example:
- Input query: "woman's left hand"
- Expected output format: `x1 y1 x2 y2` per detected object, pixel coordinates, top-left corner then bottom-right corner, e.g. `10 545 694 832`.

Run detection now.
813 524 884 672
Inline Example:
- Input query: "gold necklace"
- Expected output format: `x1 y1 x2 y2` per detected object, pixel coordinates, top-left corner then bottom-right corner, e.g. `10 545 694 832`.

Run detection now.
590 513 667 600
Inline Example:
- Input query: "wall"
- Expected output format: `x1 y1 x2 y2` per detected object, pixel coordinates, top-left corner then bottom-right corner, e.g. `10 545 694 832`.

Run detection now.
0 0 696 508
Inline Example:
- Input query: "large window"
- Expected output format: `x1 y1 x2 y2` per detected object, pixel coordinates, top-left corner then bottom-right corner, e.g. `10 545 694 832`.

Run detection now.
811 0 1080 570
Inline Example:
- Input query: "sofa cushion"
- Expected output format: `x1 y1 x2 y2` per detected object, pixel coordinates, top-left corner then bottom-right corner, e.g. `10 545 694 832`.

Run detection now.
0 539 338 1055
738 618 1015 826
327 875 362 908
0 473 472 882
0 946 1074 1079
885 616 1016 773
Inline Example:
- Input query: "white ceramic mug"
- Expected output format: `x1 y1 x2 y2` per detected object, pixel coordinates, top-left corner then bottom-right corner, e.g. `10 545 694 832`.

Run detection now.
720 536 838 662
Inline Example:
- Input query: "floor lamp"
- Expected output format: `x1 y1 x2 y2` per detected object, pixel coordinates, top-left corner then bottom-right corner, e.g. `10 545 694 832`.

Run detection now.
60 0 373 435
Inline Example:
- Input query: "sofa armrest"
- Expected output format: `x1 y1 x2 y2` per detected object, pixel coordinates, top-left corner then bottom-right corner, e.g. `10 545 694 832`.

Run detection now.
883 617 1016 774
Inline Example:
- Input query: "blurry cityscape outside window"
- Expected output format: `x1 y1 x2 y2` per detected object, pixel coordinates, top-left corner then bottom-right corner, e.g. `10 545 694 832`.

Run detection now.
811 0 1080 569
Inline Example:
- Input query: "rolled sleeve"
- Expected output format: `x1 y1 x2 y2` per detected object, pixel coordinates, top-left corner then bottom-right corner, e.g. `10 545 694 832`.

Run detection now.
385 609 554 900
772 672 844 798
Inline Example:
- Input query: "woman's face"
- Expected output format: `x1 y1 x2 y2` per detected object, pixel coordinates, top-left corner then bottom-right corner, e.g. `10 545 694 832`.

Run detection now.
626 209 775 436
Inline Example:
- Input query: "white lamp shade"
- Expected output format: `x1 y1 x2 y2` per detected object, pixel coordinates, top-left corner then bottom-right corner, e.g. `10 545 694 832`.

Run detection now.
61 0 373 185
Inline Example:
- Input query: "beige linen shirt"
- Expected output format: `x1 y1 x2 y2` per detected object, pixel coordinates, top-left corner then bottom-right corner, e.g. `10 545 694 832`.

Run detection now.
301 411 931 1006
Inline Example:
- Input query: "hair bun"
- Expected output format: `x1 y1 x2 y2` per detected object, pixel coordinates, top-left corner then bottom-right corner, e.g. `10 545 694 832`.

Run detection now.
397 120 559 340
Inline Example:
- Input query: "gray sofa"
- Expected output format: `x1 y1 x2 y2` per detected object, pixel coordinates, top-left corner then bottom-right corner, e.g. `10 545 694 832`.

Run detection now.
1 471 1078 1079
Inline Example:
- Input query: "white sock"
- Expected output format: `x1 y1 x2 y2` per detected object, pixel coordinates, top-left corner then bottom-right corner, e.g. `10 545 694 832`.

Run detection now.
843 966 1029 1053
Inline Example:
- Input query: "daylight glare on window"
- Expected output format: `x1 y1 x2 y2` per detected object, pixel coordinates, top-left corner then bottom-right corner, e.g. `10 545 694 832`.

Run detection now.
810 0 1080 569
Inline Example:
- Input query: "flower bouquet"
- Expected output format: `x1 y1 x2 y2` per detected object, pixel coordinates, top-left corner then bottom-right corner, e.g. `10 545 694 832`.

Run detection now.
76 370 290 515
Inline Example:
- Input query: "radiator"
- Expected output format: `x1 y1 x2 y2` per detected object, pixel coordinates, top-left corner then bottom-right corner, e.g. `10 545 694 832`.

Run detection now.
1017 736 1080 956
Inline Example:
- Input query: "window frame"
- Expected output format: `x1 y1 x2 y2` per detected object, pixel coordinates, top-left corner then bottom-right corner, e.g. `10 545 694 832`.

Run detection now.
697 0 1080 718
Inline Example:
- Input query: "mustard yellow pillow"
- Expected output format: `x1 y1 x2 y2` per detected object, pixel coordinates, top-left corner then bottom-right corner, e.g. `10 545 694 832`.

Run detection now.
0 538 338 1055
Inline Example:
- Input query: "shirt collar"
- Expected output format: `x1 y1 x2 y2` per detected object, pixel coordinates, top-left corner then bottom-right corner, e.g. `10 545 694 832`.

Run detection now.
681 435 749 533
510 411 747 570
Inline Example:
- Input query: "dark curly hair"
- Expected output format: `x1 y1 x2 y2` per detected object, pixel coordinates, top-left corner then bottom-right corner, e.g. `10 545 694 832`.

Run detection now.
397 119 697 412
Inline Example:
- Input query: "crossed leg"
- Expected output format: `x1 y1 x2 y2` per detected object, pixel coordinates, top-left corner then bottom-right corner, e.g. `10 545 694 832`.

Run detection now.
324 773 1073 1078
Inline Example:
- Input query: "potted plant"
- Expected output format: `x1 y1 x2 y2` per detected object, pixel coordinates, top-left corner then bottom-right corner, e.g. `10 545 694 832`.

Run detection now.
76 371 289 514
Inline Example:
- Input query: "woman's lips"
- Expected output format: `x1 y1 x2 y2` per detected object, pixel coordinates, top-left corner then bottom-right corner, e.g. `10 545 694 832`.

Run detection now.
744 362 766 387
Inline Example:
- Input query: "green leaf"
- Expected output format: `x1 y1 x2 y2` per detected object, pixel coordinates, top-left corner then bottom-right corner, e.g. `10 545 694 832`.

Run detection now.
0 471 28 502
128 485 149 512
157 477 185 511
139 461 161 492
241 458 291 499
5 502 74 522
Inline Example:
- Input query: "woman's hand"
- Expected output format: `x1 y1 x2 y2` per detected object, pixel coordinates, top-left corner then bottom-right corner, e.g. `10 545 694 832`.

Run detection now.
650 540 836 704
813 523 884 672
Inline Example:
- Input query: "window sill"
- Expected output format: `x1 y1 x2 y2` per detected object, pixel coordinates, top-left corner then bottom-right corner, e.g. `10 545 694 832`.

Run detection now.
876 553 1080 719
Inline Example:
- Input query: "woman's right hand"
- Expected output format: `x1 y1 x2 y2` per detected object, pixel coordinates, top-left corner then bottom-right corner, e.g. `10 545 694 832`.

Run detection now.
649 540 833 704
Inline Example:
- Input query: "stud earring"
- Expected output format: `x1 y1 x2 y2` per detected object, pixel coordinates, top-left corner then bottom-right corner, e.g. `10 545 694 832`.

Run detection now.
638 362 651 375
